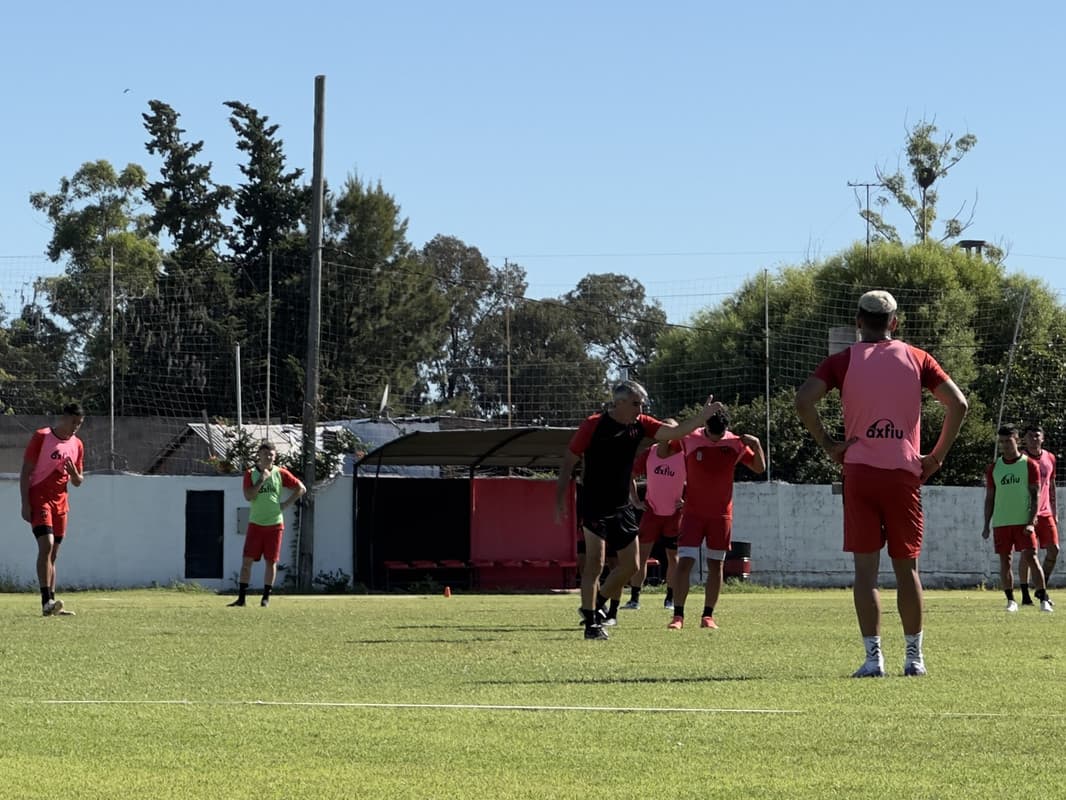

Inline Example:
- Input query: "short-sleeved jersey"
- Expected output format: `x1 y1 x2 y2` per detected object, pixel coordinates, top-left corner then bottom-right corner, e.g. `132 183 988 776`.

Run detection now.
813 340 949 476
1024 449 1057 517
680 430 754 519
568 412 663 519
985 455 1039 527
632 441 686 516
245 465 301 526
24 427 84 502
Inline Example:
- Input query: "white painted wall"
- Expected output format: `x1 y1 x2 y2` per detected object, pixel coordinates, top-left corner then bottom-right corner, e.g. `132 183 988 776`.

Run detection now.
731 483 1014 588
0 474 352 592
0 476 1040 590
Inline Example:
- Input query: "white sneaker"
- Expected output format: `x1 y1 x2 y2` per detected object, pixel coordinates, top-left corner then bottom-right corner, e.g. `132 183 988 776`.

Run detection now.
903 659 927 677
851 660 885 678
42 599 57 617
602 616 618 627
1040 599 1054 613
1006 600 1019 612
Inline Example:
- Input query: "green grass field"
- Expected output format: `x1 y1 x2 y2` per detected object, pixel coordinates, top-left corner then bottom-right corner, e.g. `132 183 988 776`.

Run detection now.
1 586 1064 799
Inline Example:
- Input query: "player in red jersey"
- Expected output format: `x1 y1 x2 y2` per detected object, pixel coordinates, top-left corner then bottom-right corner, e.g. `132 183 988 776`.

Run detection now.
667 407 765 631
1018 422 1058 605
21 403 86 617
796 290 967 678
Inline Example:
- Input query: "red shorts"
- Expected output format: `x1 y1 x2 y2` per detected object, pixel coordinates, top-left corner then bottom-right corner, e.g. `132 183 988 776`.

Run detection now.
638 509 681 543
678 514 731 552
843 463 923 559
1035 515 1059 549
993 525 1038 555
28 491 69 539
244 523 285 562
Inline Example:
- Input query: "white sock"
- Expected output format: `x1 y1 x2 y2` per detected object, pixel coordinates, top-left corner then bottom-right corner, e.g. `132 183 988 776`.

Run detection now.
863 635 883 662
905 631 923 661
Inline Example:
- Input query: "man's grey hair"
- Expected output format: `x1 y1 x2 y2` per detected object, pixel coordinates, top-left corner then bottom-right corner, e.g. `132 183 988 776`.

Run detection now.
612 380 649 404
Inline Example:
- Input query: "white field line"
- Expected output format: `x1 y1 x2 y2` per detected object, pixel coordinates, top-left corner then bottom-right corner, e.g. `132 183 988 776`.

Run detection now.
32 699 802 715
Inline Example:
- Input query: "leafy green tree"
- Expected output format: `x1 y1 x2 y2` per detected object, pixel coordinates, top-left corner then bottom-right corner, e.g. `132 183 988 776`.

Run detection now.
223 101 311 421
646 241 1063 485
419 235 527 410
0 304 73 414
28 160 163 411
114 103 243 416
309 175 449 418
861 119 985 247
224 100 309 285
472 298 607 425
563 273 667 379
143 100 233 254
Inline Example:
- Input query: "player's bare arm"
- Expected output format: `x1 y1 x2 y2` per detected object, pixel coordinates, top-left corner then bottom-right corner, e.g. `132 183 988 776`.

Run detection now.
795 377 858 463
554 449 580 524
655 395 724 442
739 433 767 475
982 483 994 539
922 379 968 480
281 480 307 511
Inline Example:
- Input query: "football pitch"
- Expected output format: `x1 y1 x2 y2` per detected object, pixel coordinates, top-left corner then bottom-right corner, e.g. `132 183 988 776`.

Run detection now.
1 587 1063 799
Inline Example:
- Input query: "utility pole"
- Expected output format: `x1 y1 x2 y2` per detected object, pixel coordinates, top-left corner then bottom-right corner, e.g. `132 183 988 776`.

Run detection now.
847 180 881 262
299 75 326 592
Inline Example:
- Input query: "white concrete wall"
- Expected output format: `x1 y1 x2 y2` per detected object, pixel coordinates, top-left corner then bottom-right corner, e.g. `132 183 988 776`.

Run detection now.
731 482 1009 588
0 474 352 591
0 476 1034 590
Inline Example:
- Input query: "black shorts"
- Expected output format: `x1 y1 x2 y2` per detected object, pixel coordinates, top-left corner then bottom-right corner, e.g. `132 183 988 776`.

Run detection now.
583 506 639 553
661 535 678 551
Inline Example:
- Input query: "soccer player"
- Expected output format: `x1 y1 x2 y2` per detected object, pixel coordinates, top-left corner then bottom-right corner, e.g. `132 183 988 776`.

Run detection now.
21 402 85 617
795 290 968 678
555 381 720 640
228 441 306 607
983 424 1053 613
667 407 765 630
1018 422 1058 604
624 428 685 611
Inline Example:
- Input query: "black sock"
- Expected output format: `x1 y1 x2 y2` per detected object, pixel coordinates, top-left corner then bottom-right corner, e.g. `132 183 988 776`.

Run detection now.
1035 588 1048 601
263 585 273 599
1005 589 1015 602
608 599 620 618
595 592 607 611
40 587 50 606
703 606 715 618
630 586 641 603
1021 583 1031 600
49 589 55 601
673 605 684 619
238 582 248 602
582 608 596 626
665 587 674 603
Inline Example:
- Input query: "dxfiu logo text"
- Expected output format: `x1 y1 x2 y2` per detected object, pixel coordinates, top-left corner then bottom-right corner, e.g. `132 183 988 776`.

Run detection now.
1000 473 1022 486
653 465 677 477
866 418 903 440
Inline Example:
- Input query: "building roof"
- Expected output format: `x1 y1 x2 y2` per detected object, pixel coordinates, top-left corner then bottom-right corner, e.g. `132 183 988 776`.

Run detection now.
354 427 577 470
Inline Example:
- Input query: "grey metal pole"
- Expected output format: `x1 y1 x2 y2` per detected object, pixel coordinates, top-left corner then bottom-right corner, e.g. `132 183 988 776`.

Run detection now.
266 250 272 427
763 268 771 482
299 74 326 592
109 246 115 471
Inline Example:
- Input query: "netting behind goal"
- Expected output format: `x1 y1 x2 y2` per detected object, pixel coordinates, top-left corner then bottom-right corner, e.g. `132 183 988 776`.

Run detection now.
2 252 1064 481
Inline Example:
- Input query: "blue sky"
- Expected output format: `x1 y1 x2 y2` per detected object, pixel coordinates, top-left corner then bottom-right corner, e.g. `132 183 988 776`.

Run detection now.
3 1 1064 321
